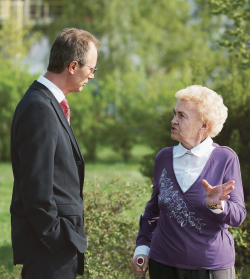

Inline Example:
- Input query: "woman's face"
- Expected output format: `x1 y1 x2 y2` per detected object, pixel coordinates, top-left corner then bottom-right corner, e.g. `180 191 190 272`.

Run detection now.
171 100 205 149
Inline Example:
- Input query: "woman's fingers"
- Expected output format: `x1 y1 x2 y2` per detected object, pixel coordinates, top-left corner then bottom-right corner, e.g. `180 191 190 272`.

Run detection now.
202 179 235 204
142 257 149 272
219 195 230 201
202 179 212 190
221 180 235 196
202 179 235 195
222 185 234 196
131 255 148 275
222 180 235 189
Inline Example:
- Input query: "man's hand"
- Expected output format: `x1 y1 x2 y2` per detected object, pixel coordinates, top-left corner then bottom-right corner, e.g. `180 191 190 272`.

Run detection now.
202 179 235 208
131 254 149 275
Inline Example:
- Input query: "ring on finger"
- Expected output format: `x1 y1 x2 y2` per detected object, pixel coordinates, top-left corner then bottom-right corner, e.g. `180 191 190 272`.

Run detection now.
136 256 144 267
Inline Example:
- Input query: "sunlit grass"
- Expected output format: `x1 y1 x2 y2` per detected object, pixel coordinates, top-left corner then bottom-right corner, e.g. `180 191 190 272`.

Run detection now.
85 162 149 188
0 163 22 278
0 163 13 244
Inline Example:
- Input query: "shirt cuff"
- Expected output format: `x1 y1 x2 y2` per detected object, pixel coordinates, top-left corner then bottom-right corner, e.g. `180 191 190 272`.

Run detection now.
133 245 150 258
209 201 225 214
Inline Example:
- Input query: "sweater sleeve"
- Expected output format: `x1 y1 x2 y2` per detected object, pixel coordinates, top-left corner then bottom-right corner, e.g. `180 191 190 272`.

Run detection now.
135 156 160 248
216 152 247 227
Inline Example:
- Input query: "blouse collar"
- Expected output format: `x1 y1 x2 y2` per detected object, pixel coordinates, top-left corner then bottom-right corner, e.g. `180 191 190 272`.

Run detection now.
173 136 214 158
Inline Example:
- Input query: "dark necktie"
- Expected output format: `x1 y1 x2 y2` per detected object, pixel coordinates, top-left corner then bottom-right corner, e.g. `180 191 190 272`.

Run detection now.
60 98 70 124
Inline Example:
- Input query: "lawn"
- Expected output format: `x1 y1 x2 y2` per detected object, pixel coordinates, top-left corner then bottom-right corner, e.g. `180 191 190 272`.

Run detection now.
0 145 153 278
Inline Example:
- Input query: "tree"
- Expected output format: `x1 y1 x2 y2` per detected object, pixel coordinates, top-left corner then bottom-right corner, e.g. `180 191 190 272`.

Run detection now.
67 81 106 161
210 0 250 69
45 0 193 77
0 16 39 67
0 17 39 161
206 0 250 198
45 0 227 161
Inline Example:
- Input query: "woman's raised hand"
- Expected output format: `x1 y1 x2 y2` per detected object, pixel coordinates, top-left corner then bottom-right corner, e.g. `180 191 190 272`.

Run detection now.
202 179 235 207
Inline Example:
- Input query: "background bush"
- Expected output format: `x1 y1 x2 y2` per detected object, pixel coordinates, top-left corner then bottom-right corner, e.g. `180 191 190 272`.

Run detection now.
82 178 148 278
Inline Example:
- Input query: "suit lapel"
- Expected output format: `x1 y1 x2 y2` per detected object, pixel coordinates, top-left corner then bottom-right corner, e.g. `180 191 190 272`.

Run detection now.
51 99 84 162
30 81 84 162
68 125 85 163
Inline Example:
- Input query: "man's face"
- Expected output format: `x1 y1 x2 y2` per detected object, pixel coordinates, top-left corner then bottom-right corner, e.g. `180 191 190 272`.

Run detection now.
71 41 98 92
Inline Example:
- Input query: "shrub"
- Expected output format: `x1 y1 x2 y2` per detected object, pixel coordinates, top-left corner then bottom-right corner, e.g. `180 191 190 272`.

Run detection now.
230 202 250 278
81 178 148 279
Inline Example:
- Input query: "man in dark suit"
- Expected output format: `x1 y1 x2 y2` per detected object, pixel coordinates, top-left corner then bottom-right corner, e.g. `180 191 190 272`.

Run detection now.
10 28 100 279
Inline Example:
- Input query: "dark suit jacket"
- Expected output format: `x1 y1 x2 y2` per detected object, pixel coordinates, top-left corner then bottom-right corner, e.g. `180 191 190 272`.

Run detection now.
10 81 87 267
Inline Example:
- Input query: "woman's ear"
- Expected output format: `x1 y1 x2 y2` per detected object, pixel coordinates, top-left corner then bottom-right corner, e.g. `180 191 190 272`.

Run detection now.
201 121 211 133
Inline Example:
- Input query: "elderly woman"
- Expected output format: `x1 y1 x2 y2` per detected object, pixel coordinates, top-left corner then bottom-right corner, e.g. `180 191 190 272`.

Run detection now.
131 85 246 279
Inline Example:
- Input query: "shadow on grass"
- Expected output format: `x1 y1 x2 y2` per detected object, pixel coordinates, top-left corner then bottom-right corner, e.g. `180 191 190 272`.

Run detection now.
0 243 21 278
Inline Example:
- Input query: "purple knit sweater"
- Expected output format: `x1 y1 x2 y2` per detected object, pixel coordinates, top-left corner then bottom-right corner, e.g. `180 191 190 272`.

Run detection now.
136 144 247 270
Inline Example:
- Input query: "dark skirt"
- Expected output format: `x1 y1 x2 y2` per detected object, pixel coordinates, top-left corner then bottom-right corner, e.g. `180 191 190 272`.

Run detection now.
149 259 235 279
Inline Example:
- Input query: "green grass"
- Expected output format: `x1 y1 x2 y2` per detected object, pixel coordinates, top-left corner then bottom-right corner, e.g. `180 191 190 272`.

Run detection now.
0 145 153 277
83 145 152 187
0 163 22 278
85 162 149 188
0 163 13 244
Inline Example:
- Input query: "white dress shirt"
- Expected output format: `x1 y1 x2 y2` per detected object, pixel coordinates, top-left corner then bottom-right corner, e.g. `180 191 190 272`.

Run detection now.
133 137 224 258
173 136 215 193
37 75 65 104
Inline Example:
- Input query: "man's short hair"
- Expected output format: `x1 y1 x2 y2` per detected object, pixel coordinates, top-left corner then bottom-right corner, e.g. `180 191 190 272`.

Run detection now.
47 28 100 73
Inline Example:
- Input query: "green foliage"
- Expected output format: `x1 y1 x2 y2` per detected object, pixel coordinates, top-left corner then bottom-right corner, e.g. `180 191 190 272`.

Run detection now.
99 70 145 162
68 68 180 162
68 81 106 161
0 16 40 66
0 265 21 279
1 0 230 163
210 0 250 69
139 109 176 181
213 61 250 198
0 65 36 161
82 178 148 278
0 16 40 162
230 203 250 278
42 0 228 162
46 0 193 76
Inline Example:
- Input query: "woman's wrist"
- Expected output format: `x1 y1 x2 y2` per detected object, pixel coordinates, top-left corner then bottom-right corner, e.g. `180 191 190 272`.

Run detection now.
206 203 223 210
207 203 218 209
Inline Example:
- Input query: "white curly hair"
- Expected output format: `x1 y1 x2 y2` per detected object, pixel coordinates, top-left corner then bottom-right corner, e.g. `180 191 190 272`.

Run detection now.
175 85 228 138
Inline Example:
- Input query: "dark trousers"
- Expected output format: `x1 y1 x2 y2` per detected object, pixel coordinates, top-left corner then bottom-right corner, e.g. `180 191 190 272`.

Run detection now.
21 243 80 279
149 259 235 279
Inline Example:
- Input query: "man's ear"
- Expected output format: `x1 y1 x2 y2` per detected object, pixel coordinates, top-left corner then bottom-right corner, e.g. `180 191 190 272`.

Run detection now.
68 61 78 74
